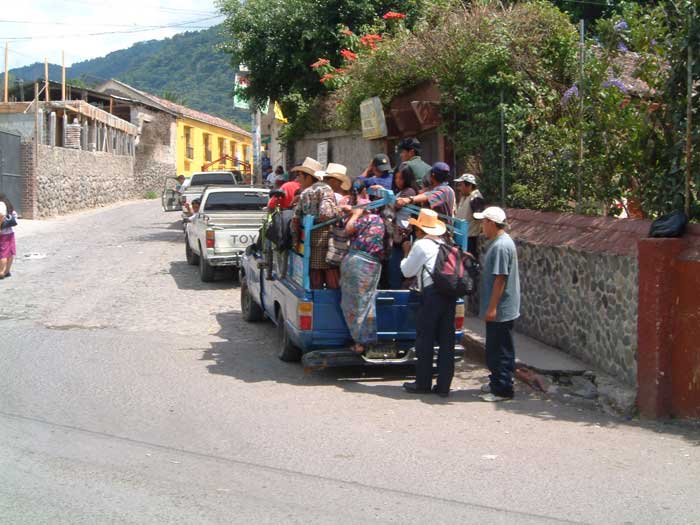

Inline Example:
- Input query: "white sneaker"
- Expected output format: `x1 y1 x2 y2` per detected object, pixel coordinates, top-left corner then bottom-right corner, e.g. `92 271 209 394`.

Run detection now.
480 384 491 393
479 393 511 402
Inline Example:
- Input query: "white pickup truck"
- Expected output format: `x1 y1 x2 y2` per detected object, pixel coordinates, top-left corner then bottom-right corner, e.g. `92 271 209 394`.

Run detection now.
185 186 269 282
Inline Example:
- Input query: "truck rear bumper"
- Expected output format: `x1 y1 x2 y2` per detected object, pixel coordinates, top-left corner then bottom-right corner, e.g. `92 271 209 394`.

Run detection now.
301 345 464 370
207 255 242 267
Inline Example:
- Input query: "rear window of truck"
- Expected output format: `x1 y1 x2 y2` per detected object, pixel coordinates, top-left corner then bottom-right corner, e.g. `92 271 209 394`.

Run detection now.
190 173 236 186
203 192 268 211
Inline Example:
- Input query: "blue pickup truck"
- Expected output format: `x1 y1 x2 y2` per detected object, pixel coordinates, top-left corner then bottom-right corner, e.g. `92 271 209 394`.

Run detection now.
239 190 468 369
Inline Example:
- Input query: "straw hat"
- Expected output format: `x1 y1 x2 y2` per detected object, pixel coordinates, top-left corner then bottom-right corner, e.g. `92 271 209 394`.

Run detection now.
409 208 447 236
291 157 323 177
325 163 351 191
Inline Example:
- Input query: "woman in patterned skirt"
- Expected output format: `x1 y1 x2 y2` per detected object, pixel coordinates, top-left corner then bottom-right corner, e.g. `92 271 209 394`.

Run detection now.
339 189 386 355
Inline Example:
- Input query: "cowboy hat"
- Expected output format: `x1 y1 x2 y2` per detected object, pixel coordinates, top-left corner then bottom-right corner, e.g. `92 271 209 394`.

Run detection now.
291 157 323 177
325 163 351 191
409 208 447 236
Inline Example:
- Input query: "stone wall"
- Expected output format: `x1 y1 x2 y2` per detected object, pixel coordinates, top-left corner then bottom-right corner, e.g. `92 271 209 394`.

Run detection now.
132 106 177 194
35 144 134 217
291 130 385 176
504 209 649 386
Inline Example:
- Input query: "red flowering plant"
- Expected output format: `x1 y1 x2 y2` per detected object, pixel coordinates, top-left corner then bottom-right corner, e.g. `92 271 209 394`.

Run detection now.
382 11 406 20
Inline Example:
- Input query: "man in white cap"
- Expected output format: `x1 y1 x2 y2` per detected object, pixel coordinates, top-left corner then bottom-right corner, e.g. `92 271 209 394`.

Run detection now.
454 173 485 257
292 158 340 289
473 206 520 402
400 209 456 398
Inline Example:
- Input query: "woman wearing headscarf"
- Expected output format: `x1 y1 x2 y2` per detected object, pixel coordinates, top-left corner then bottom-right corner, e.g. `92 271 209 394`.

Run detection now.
339 180 386 354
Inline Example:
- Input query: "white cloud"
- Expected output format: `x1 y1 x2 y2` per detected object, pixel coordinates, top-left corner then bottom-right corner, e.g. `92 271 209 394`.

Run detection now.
4 0 223 70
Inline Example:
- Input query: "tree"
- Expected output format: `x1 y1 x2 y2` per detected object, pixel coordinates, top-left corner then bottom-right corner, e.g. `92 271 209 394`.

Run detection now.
217 0 424 119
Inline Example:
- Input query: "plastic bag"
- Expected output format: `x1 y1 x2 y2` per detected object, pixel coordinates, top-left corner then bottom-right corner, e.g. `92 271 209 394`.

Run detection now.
649 210 687 238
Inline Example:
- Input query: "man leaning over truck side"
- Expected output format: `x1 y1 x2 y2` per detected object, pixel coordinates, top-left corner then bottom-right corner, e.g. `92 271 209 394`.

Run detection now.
291 158 340 289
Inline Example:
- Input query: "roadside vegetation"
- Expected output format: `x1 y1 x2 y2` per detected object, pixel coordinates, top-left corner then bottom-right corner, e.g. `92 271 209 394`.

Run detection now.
220 0 699 219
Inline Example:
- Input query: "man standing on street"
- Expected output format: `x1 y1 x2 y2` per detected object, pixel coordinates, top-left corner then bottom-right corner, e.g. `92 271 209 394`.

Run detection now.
397 138 432 189
454 173 485 257
474 207 520 402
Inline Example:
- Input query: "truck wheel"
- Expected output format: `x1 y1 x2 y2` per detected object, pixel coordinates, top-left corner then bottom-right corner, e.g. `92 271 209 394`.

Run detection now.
185 236 199 265
199 245 215 282
276 312 302 362
241 278 263 322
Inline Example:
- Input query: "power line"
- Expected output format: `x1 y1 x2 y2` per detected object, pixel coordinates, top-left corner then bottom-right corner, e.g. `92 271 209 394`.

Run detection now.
3 15 223 41
0 19 218 28
55 0 218 15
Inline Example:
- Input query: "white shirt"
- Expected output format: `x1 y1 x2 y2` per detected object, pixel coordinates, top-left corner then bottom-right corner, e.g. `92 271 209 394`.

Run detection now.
178 178 191 193
400 237 443 290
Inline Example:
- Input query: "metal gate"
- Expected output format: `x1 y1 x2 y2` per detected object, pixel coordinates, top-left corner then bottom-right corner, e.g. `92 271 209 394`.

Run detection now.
0 131 22 215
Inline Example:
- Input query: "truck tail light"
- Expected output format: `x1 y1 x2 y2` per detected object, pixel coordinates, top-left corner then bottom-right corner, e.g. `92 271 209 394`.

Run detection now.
455 303 465 330
298 301 313 331
206 230 215 249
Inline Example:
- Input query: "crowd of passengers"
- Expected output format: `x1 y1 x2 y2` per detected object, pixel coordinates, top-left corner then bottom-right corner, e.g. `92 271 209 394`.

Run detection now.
265 138 485 362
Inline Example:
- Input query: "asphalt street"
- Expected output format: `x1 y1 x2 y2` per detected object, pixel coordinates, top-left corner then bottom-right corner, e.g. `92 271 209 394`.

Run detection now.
1 200 699 524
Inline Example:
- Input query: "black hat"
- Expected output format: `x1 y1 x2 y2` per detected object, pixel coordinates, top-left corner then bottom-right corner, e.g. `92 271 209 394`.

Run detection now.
398 137 421 152
372 153 392 172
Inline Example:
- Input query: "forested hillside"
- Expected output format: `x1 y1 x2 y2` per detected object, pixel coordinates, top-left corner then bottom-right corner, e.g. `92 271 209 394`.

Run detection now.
5 26 250 129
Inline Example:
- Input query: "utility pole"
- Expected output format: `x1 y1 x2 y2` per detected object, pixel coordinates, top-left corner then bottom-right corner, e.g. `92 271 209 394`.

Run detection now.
500 89 506 206
685 11 694 217
61 50 66 101
252 107 261 186
44 58 49 102
4 42 8 103
577 18 585 213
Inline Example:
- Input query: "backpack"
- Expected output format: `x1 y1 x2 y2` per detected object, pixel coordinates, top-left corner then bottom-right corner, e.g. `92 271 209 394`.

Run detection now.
266 209 294 250
428 240 480 297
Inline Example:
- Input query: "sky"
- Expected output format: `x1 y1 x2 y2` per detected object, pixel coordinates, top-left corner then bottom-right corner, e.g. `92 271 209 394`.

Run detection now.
2 0 224 70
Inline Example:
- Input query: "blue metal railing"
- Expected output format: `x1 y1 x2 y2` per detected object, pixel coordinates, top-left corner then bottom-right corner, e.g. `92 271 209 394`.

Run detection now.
298 187 467 290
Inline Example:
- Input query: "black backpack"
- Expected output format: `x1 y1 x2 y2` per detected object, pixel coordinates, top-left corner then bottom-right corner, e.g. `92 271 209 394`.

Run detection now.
266 209 294 250
428 240 480 297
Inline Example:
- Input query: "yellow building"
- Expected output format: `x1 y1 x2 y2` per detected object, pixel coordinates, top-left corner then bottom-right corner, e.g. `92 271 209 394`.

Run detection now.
95 79 252 179
160 101 252 178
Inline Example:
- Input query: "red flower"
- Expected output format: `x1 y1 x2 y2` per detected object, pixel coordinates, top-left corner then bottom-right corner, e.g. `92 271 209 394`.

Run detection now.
310 58 330 68
340 48 358 61
383 11 406 20
320 73 335 83
335 68 349 74
359 34 382 50
341 28 354 36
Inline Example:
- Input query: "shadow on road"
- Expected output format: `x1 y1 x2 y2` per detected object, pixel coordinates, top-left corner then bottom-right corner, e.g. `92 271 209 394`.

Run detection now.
200 310 700 445
168 261 239 290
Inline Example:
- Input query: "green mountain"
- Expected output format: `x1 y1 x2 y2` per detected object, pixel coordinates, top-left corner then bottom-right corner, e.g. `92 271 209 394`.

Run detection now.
5 26 251 129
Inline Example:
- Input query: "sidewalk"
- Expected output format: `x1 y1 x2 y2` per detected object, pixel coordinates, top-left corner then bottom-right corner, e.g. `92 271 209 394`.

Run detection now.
461 316 637 415
462 317 588 373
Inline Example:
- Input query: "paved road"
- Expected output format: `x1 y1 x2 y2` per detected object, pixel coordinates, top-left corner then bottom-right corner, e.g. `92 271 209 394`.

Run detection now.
1 200 699 524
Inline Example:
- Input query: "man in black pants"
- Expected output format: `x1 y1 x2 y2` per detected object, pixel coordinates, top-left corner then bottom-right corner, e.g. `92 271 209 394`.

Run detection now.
473 207 521 401
399 209 456 398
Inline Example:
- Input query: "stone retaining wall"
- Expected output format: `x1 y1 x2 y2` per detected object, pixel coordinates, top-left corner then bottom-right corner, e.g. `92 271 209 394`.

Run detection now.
35 144 134 217
504 210 649 386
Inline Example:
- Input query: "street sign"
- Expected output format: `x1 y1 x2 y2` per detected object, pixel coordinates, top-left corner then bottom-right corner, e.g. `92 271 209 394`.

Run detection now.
360 97 387 139
317 141 328 167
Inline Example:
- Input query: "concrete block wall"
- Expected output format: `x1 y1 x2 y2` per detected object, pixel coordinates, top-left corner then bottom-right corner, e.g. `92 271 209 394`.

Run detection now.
20 142 36 219
292 130 385 177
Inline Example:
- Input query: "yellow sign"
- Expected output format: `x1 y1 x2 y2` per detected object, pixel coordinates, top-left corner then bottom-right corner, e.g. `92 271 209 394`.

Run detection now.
360 97 387 139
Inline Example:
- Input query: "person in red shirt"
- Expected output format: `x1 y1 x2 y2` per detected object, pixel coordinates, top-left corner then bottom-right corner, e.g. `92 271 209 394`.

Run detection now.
267 171 300 210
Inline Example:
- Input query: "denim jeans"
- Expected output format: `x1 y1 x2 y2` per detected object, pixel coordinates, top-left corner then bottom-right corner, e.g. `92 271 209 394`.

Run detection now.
415 285 456 393
485 320 516 397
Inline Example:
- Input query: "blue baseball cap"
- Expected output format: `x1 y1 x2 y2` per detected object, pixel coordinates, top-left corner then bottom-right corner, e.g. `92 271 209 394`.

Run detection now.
431 162 450 175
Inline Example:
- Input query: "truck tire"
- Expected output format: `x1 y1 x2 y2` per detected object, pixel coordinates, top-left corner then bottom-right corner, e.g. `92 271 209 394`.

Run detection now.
199 244 215 282
276 312 302 362
241 278 264 322
185 236 199 266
